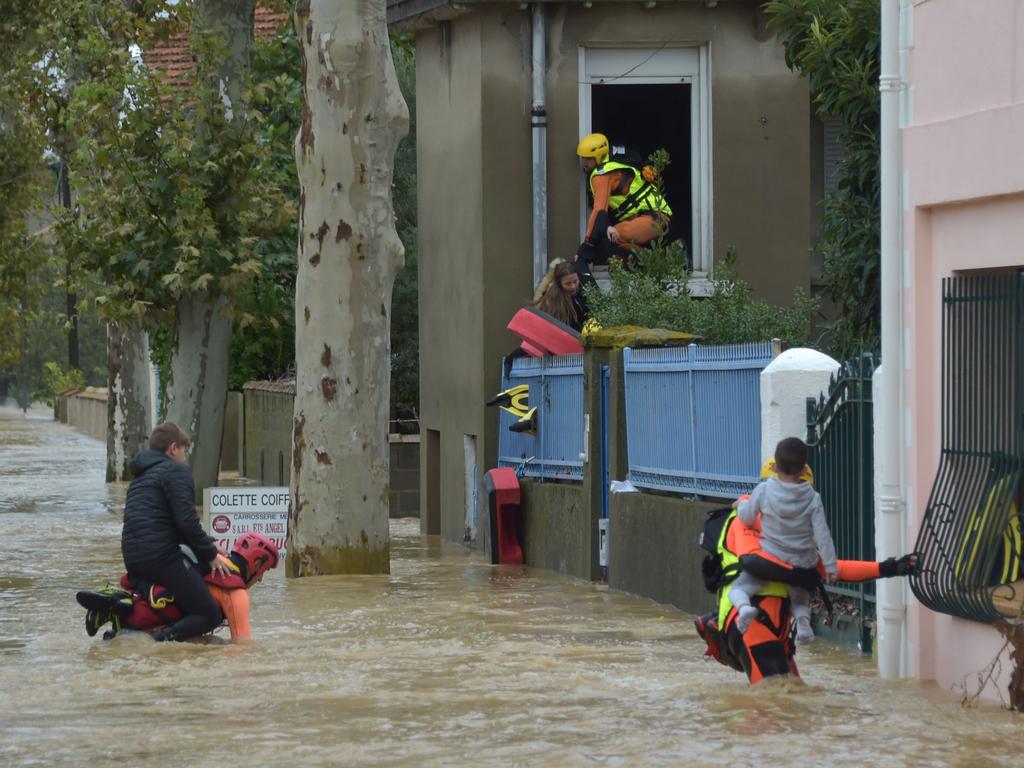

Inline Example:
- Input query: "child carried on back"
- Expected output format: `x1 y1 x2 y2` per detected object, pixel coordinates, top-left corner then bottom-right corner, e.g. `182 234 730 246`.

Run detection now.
728 437 838 644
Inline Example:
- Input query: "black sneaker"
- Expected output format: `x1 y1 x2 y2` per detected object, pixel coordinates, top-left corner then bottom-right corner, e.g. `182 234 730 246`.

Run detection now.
76 588 133 617
85 608 112 637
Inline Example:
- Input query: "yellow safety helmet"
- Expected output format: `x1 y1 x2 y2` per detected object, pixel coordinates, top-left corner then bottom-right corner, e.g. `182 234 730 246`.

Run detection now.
576 132 609 163
759 457 814 485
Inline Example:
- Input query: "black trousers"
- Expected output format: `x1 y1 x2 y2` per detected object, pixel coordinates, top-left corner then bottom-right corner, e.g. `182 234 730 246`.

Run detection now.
127 554 223 640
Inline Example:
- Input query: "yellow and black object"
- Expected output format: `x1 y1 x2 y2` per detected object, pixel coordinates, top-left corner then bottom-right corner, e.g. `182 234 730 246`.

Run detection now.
508 407 537 436
486 384 529 418
486 384 538 436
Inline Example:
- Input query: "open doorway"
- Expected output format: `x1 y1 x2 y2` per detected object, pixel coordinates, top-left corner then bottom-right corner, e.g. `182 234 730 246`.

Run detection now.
579 46 711 281
591 83 692 262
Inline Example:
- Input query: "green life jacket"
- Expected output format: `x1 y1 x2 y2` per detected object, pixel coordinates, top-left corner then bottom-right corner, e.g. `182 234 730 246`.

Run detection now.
715 510 789 628
589 160 672 222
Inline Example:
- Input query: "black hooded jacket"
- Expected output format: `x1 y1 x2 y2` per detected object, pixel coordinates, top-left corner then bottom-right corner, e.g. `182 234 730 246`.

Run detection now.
121 449 218 567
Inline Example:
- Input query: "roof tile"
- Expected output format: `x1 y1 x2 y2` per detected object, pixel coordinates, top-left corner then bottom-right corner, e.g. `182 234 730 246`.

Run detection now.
145 8 289 88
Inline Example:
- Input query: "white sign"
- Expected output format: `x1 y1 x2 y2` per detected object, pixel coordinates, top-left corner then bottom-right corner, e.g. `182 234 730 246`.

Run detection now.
203 486 289 557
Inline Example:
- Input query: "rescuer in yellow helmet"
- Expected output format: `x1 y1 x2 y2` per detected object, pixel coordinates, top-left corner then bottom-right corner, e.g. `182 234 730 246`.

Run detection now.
575 132 672 273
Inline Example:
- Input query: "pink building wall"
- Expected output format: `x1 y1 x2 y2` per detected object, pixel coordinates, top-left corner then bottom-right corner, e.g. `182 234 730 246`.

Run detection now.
903 0 1024 697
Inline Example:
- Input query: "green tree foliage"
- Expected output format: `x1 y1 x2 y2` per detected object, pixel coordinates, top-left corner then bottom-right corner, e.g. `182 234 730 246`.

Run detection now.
390 33 418 424
0 2 99 405
763 0 881 358
224 19 302 390
586 247 820 346
2 5 419 423
0 2 43 392
222 26 419 420
62 4 290 326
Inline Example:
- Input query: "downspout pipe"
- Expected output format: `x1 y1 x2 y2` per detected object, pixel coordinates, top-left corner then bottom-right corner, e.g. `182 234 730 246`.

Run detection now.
877 0 907 679
531 4 548 290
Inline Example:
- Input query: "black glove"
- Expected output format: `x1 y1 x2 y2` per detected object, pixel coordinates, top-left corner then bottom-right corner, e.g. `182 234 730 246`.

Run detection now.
879 553 920 578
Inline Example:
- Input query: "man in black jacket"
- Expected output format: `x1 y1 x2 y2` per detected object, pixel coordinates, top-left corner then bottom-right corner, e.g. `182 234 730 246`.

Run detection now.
121 422 233 641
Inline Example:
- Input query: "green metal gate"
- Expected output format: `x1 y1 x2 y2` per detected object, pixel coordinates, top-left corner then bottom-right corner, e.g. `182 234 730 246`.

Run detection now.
806 353 876 650
910 273 1024 623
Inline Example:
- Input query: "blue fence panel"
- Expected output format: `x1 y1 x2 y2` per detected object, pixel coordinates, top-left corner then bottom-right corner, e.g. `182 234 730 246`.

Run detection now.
497 354 584 481
624 342 772 498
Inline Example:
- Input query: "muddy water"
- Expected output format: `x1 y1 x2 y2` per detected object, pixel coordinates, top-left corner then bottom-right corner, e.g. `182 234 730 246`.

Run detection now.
0 408 1021 767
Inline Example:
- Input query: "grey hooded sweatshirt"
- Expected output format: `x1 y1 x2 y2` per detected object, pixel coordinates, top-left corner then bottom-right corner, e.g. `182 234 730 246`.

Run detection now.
737 476 838 574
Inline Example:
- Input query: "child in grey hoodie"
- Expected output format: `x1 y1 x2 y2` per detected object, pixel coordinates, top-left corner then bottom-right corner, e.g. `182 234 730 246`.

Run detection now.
728 437 838 644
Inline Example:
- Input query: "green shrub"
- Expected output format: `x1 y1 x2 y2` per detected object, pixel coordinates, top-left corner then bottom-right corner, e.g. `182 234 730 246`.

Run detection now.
586 247 820 347
764 0 881 358
38 361 86 405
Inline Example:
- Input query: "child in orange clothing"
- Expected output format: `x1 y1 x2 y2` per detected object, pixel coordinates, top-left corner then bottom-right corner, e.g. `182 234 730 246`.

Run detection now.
207 577 254 641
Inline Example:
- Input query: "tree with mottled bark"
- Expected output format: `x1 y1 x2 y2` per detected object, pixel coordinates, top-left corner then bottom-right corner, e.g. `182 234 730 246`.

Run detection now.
106 324 152 481
59 1 291 493
163 0 256 496
288 0 409 576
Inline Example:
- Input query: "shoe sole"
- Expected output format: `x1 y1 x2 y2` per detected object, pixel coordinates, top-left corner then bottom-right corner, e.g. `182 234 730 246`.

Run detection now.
76 590 133 617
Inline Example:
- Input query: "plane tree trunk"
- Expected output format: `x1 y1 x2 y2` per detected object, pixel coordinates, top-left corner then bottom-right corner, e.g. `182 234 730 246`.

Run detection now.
287 0 409 576
165 291 232 496
164 0 255 499
105 323 152 481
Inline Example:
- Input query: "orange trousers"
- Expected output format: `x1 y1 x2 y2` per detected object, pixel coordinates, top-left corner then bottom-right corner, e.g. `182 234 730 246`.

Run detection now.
613 213 668 248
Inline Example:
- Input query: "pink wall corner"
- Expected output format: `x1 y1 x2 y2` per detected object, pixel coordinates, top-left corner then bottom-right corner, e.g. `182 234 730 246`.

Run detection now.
904 195 1024 694
902 0 1024 697
909 0 1019 126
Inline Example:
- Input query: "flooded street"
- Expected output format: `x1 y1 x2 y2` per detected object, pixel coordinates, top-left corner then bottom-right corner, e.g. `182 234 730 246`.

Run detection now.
1 408 1021 767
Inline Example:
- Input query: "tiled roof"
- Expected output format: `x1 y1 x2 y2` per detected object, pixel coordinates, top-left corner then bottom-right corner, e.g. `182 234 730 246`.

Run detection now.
145 7 290 87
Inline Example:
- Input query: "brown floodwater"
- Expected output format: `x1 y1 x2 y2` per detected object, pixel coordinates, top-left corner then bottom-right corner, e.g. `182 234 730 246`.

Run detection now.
1 406 1021 767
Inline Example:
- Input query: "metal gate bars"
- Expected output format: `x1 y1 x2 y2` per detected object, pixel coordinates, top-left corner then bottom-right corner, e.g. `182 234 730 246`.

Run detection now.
911 272 1024 623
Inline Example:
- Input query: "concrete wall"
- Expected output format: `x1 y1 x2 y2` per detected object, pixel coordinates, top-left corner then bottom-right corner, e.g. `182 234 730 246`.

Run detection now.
520 480 592 579
60 387 244 475
242 383 294 486
609 491 721 616
416 15 488 542
220 392 242 473
65 388 107 443
902 0 1024 698
416 1 813 549
54 387 80 424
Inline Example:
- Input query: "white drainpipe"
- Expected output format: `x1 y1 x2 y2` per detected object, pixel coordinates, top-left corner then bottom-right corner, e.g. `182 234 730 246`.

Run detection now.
531 4 548 290
877 0 907 678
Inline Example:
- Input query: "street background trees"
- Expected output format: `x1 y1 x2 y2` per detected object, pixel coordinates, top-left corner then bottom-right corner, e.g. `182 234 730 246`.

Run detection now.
764 0 881 357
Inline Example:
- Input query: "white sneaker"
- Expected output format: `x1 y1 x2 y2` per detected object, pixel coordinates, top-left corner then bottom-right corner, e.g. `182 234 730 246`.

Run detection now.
736 605 759 634
796 616 815 645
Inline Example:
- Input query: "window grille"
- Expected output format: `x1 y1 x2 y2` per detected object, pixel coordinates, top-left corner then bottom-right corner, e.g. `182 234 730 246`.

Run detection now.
910 273 1024 623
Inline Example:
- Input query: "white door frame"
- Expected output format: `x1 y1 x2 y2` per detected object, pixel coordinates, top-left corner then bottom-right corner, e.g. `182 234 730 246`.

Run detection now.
578 45 713 289
463 434 478 541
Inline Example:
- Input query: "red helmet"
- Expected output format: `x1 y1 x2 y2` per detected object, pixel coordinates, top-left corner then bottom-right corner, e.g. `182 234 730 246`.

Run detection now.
232 533 280 586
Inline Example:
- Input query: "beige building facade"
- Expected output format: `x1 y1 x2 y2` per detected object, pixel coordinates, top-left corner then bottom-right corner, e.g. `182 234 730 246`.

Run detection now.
390 0 818 544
